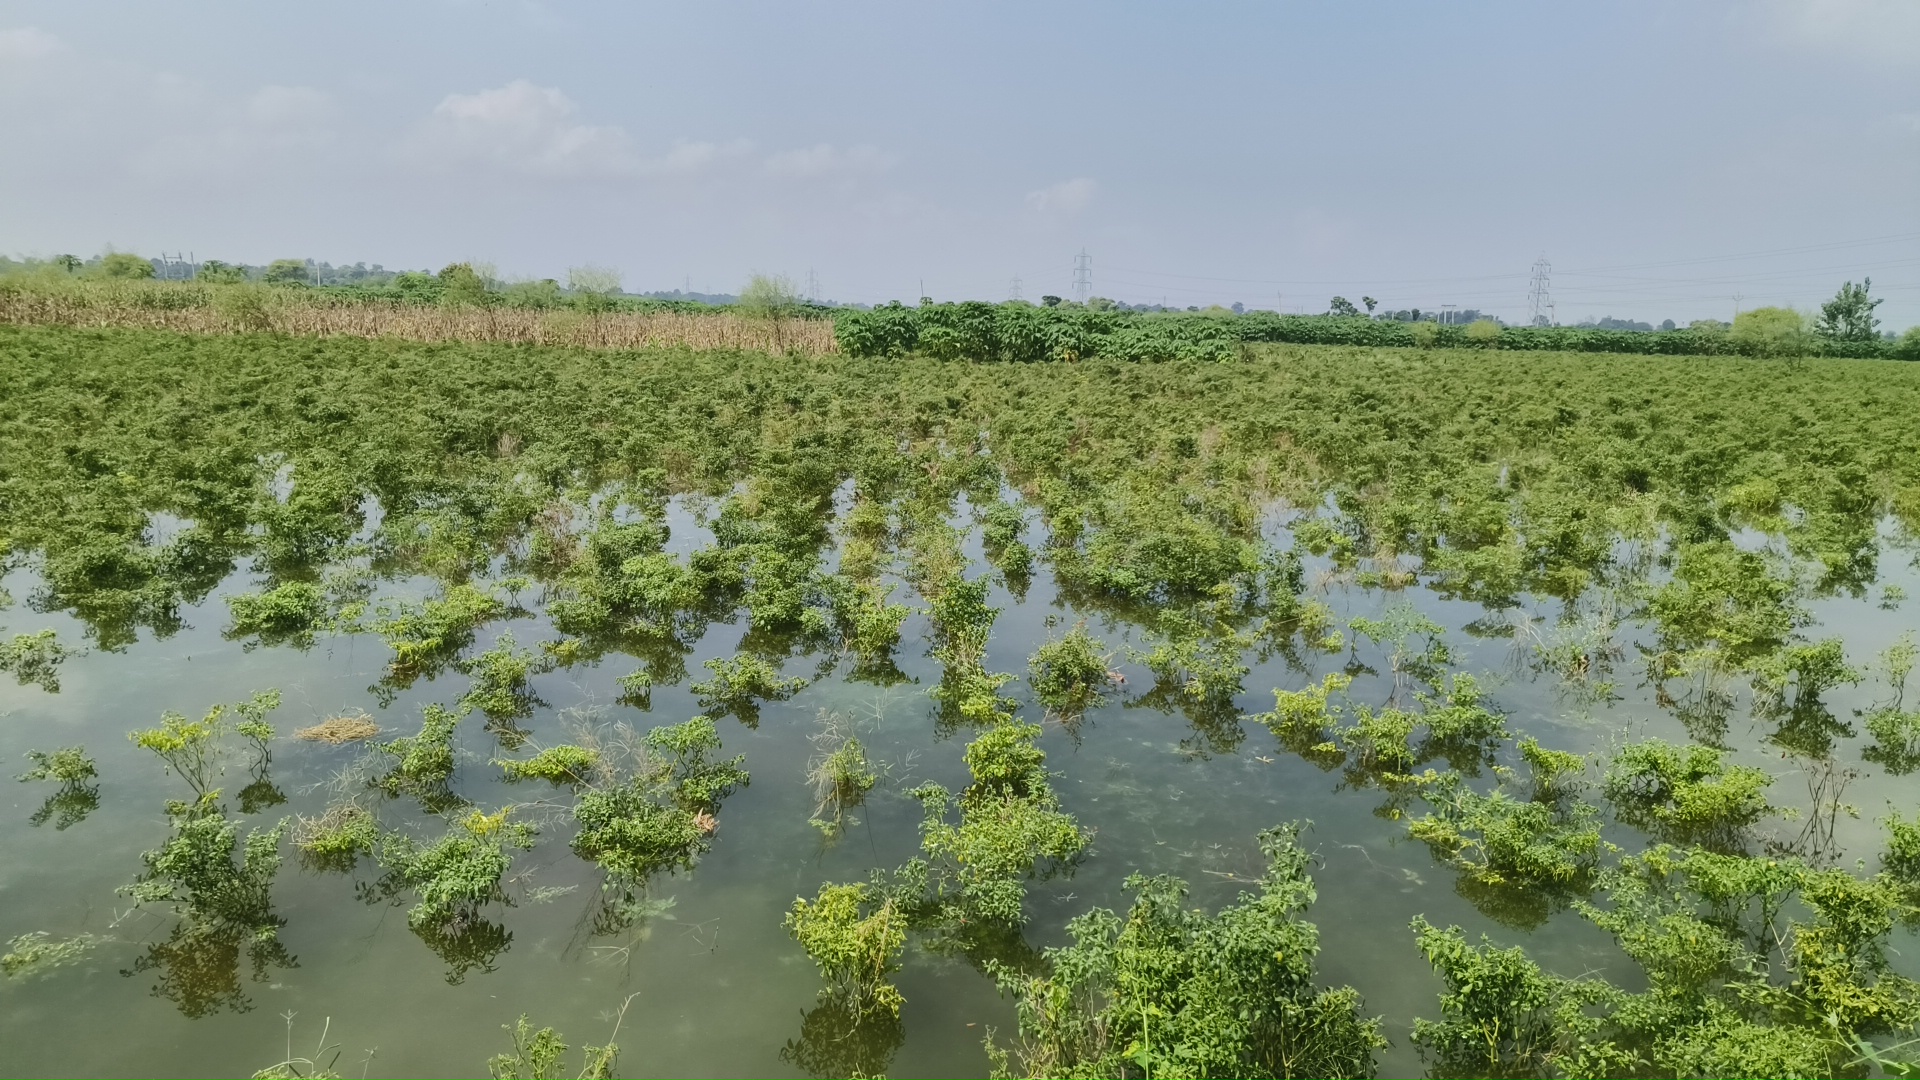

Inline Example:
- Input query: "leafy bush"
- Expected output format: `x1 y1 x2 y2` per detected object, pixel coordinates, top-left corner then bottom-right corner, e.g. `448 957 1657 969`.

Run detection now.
785 883 907 1017
908 721 1086 925
225 581 327 645
1602 739 1773 848
989 824 1384 1079
18 745 96 785
458 632 548 718
570 718 747 885
374 703 466 800
497 744 599 786
1027 624 1110 714
375 810 533 930
366 584 505 676
690 654 808 723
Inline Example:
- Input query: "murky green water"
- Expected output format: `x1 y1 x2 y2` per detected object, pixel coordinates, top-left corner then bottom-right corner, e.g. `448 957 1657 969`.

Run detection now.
3 502 1917 1078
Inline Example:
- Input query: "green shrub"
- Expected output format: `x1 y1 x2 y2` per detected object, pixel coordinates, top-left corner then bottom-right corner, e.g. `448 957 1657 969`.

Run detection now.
497 744 599 786
785 883 906 1016
225 582 327 644
1602 739 1773 847
990 824 1384 1079
908 721 1086 925
1027 624 1109 714
691 654 808 723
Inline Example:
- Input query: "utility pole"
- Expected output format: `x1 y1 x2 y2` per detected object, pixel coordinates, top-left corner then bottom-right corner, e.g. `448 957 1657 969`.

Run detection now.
1072 249 1092 304
1732 294 1743 323
1527 257 1552 326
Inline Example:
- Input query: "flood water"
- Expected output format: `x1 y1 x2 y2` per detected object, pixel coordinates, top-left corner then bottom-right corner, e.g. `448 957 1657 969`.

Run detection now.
2 501 1917 1078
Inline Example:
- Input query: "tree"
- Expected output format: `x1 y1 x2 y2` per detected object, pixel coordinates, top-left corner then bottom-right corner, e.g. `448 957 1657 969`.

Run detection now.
1815 278 1882 342
1362 296 1378 313
437 263 491 307
1328 296 1360 317
99 252 155 279
195 261 245 285
263 260 310 287
1039 295 1062 308
738 274 799 318
55 254 81 274
566 265 621 298
1730 307 1810 358
1895 326 1920 363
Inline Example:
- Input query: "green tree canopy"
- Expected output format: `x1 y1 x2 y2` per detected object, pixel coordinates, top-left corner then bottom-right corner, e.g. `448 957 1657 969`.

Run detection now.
98 252 155 280
1816 278 1883 342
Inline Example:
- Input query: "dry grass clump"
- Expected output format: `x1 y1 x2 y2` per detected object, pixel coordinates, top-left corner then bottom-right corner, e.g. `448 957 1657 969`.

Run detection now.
296 710 380 744
0 279 838 354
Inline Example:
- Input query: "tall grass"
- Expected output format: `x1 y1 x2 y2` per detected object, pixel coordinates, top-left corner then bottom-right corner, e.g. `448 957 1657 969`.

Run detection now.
0 276 837 354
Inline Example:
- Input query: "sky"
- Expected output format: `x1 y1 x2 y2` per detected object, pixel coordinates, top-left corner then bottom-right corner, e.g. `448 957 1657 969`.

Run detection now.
1 0 1916 327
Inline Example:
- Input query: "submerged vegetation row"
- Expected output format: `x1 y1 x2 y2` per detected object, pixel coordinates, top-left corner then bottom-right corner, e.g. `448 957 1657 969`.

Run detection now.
7 321 1920 1076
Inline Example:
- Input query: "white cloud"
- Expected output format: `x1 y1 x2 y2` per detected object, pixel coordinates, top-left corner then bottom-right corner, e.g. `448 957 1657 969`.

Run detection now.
764 142 896 179
1761 0 1920 69
1025 177 1097 214
420 79 641 177
0 26 63 61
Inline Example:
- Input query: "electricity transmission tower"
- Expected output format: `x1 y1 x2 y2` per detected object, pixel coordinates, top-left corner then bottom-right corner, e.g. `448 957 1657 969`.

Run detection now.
1526 257 1553 326
1072 250 1092 304
806 268 820 303
1009 276 1023 301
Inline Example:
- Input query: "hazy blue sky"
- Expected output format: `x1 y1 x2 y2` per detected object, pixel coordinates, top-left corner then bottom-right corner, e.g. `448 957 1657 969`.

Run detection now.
2 1 1915 326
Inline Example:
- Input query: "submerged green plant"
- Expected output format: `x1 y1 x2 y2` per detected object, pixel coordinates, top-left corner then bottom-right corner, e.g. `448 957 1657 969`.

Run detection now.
486 1013 620 1080
367 584 505 676
459 631 549 719
292 801 381 870
225 581 328 646
1027 623 1110 715
785 882 907 1017
1602 738 1773 849
19 745 101 830
375 808 534 931
570 717 748 886
908 721 1087 925
374 703 466 804
988 823 1385 1080
18 745 97 785
2 930 106 979
690 654 808 724
497 744 600 786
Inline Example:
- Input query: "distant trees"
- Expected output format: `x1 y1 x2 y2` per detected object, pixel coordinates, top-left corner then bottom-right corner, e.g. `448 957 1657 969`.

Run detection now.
1040 295 1062 308
1816 279 1882 342
195 261 245 285
98 253 154 279
1328 296 1361 317
263 259 310 286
